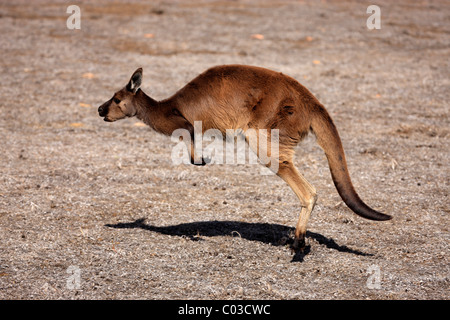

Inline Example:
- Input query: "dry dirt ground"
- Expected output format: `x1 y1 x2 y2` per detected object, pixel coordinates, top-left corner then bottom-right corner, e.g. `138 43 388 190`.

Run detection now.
0 0 448 300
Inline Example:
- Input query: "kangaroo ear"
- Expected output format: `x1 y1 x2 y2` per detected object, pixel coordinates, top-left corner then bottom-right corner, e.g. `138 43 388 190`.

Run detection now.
127 68 143 94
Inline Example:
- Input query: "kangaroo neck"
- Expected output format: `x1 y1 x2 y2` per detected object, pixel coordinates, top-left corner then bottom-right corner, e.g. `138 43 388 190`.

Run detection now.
134 89 175 132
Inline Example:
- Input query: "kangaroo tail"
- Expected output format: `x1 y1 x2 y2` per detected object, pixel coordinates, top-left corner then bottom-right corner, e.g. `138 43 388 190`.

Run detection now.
310 104 392 221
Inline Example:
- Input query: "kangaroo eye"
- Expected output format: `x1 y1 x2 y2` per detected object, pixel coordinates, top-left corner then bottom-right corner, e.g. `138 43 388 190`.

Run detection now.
113 98 121 104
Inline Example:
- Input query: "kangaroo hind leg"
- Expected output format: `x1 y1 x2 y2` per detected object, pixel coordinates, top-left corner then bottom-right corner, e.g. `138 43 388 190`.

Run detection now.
276 160 317 251
244 129 316 250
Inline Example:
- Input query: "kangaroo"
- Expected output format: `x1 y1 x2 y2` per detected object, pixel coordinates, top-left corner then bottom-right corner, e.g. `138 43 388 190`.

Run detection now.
98 65 392 251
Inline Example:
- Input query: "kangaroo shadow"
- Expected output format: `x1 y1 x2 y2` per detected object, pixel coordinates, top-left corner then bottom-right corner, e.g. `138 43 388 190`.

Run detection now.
105 218 373 262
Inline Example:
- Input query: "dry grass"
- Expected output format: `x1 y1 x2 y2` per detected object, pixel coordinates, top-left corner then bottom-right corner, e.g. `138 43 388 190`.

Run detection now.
0 0 448 299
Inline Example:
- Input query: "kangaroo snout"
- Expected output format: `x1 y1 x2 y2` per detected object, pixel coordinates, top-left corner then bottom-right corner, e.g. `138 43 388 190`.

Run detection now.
98 103 113 122
98 105 107 117
98 99 112 120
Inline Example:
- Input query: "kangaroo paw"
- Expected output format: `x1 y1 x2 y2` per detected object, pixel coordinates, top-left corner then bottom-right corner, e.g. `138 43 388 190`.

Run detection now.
191 157 211 166
291 235 306 253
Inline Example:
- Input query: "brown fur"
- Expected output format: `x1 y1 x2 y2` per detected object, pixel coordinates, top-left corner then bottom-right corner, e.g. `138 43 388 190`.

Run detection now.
98 65 392 251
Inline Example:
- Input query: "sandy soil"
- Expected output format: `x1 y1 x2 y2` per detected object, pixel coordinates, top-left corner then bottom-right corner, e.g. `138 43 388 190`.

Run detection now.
0 0 448 299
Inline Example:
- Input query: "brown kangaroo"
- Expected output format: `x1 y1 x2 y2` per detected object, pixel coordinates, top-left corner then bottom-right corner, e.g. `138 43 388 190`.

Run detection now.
98 65 391 251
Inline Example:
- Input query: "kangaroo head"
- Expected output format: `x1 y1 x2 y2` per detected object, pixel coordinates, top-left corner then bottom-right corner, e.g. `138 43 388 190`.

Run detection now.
98 68 143 122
